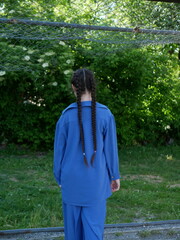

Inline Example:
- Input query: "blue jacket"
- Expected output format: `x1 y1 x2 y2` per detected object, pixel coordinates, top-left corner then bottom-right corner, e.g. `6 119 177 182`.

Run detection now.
54 101 120 206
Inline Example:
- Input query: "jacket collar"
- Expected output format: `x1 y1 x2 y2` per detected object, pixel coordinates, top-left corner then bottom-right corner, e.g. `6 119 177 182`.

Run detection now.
62 101 108 114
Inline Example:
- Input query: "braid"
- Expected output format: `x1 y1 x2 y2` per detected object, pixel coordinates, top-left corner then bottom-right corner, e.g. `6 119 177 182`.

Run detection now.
76 77 88 166
71 68 96 166
90 77 97 166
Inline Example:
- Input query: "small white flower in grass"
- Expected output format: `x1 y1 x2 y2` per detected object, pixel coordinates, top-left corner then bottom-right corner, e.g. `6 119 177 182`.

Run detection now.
52 82 58 86
64 70 71 75
23 47 27 51
0 71 6 76
38 58 43 62
59 41 66 46
45 51 55 56
24 56 30 61
42 62 49 68
66 59 71 64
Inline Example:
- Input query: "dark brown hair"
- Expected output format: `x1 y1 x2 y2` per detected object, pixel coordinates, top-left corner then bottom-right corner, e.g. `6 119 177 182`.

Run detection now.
71 68 96 166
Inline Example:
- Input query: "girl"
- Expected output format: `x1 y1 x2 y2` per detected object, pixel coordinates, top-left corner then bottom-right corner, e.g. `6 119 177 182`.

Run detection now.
54 68 120 240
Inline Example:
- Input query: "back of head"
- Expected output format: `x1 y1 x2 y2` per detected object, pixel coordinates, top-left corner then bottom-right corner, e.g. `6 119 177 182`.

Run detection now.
71 68 95 94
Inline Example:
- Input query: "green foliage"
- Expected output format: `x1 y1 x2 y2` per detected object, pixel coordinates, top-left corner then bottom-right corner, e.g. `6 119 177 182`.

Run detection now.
0 42 179 148
0 0 179 148
0 41 75 149
1 0 179 30
83 45 179 146
117 0 180 30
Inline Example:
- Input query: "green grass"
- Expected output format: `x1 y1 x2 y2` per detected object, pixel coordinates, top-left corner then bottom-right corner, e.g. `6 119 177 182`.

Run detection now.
115 232 123 237
0 145 180 230
138 230 161 238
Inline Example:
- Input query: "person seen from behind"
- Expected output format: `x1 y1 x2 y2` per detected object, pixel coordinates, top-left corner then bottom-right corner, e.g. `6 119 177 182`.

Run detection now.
54 68 120 240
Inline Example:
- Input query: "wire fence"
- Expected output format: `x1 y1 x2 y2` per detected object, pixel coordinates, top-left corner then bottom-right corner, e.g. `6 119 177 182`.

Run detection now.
0 17 180 72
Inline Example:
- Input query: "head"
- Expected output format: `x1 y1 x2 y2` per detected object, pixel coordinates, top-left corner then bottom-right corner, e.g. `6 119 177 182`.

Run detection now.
71 68 97 166
71 68 95 97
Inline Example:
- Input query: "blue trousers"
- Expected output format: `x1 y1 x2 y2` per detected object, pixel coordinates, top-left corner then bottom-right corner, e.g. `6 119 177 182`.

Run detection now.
63 201 106 240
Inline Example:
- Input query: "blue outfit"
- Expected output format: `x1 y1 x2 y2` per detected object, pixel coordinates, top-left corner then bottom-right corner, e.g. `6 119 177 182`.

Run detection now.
63 201 106 240
53 101 120 239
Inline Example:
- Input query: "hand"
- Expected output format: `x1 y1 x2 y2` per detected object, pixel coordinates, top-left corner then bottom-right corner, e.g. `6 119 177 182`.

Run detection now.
111 179 120 192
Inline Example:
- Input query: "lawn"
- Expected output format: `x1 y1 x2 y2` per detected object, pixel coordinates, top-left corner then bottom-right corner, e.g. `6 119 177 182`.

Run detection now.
0 145 179 230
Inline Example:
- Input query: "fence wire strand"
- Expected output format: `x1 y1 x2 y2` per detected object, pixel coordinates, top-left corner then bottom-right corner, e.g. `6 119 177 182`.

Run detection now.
0 17 180 71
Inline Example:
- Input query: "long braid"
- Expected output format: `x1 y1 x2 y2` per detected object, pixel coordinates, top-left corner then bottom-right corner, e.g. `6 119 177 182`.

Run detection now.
71 68 97 166
76 78 88 166
90 76 97 165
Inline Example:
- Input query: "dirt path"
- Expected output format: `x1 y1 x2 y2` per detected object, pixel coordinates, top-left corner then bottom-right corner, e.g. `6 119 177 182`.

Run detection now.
0 220 180 240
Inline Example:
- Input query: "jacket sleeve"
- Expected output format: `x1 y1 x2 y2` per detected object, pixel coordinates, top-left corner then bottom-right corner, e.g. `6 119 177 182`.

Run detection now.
53 116 66 185
104 113 120 180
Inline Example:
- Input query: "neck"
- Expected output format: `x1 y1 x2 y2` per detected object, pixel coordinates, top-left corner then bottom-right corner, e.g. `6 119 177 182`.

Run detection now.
80 91 92 102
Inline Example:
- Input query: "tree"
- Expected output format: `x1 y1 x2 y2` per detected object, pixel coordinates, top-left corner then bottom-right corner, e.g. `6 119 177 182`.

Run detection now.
0 0 179 148
1 0 179 30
